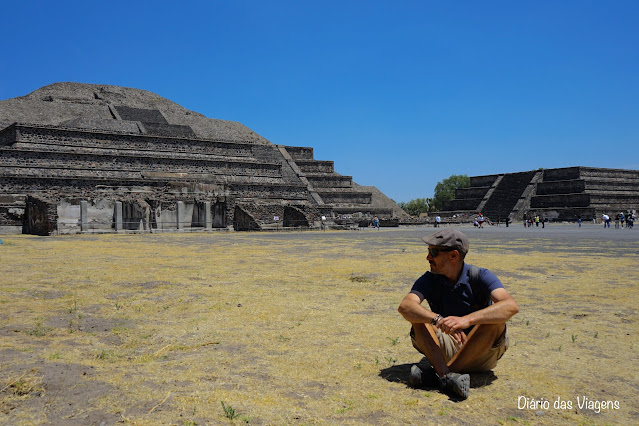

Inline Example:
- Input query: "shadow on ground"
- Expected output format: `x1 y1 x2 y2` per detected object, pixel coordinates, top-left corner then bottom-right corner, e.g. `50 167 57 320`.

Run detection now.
379 361 499 400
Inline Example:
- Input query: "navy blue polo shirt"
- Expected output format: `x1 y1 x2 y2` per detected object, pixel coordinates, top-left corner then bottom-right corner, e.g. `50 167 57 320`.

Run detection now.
410 263 503 331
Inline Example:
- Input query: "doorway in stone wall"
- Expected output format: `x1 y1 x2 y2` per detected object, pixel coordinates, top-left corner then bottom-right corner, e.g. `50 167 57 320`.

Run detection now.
233 205 259 231
122 201 149 231
283 206 309 228
212 201 226 228
191 202 207 228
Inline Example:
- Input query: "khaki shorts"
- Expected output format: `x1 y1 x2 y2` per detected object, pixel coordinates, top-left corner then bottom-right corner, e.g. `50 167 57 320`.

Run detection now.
410 324 509 373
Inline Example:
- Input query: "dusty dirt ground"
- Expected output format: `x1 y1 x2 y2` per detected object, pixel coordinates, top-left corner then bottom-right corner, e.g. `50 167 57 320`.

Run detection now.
0 224 637 425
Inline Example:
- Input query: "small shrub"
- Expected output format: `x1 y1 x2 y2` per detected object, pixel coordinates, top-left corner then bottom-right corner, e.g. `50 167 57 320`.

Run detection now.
221 401 239 420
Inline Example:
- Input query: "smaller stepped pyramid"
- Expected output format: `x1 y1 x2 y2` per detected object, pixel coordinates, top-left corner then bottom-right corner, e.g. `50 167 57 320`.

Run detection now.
439 167 639 221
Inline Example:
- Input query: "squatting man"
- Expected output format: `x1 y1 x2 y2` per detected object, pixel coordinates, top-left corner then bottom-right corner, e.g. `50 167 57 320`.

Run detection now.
398 229 519 399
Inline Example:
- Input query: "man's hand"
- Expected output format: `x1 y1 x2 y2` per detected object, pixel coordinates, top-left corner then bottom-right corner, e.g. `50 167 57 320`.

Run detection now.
446 329 466 345
437 316 470 335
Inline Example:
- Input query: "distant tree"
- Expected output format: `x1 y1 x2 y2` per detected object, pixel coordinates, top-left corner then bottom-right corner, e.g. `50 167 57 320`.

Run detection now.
398 198 432 216
432 174 470 211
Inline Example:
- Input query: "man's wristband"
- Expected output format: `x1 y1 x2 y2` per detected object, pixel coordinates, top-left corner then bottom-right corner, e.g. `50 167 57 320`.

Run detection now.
431 314 442 325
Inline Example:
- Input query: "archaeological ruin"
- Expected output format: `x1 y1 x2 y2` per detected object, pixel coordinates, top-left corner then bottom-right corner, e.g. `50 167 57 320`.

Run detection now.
0 83 407 235
440 167 639 222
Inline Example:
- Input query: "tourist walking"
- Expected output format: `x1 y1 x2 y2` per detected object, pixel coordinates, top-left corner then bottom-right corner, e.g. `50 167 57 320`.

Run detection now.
602 214 611 228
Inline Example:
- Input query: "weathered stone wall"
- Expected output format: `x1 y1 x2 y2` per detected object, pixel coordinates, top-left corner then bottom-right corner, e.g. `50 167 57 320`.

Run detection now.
295 160 335 173
531 193 591 208
442 198 483 211
283 146 314 160
306 175 353 188
536 180 586 195
0 149 281 177
470 175 499 187
316 191 372 205
579 167 639 180
440 166 639 221
542 167 581 181
13 125 256 157
453 187 491 199
0 84 404 234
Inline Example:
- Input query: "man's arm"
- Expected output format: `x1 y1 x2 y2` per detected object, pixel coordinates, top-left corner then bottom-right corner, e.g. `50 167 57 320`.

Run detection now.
437 288 519 334
398 292 438 324
399 293 468 345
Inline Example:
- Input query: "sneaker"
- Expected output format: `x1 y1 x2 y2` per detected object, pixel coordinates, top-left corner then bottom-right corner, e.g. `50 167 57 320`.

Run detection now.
438 372 470 399
409 364 439 389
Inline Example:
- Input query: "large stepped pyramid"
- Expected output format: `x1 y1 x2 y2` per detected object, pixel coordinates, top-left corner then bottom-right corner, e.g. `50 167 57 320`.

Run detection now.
440 167 639 221
0 83 407 235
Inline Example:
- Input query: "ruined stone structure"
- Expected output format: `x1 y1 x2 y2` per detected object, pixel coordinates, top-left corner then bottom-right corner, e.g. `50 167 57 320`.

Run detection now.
0 83 407 235
441 167 639 221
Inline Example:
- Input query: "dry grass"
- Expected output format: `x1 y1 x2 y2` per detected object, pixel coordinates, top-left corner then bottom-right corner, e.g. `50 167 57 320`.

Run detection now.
0 228 637 424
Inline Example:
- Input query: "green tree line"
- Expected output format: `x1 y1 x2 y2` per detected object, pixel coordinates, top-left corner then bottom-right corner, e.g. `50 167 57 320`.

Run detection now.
398 174 470 216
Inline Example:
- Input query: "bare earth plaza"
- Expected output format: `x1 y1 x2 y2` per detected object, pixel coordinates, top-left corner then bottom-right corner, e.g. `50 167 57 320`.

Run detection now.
0 224 637 424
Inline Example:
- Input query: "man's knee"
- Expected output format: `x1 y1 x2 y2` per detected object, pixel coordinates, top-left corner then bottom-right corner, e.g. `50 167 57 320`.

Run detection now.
410 324 441 353
468 323 506 344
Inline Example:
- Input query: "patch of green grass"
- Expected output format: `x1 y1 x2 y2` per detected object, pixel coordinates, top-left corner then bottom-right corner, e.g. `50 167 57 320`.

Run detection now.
95 350 119 362
336 398 354 414
27 318 53 337
438 406 451 416
221 401 239 420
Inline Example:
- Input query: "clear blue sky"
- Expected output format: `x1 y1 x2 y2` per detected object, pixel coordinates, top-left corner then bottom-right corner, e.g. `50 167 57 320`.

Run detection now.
1 1 638 202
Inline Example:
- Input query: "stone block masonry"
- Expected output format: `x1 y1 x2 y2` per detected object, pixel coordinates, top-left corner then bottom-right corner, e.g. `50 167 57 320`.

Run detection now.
438 167 639 221
0 83 403 234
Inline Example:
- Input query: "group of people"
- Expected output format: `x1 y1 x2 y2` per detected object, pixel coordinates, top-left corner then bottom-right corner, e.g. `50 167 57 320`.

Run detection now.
602 212 635 228
523 214 545 228
471 213 514 228
472 213 492 228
